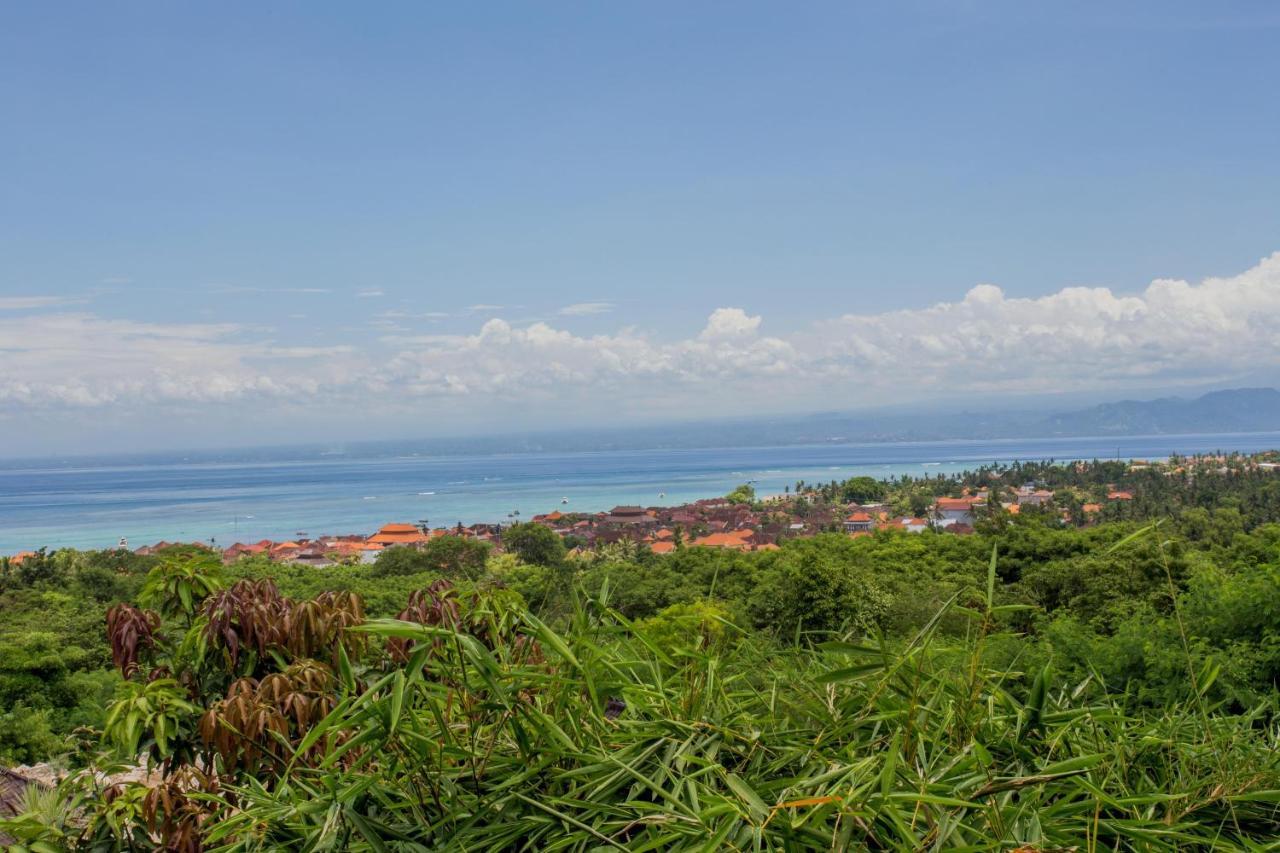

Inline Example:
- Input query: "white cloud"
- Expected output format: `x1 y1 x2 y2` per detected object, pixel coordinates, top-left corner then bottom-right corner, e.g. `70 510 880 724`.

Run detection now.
0 314 360 408
558 301 613 316
358 290 384 298
0 296 75 311
699 307 762 340
3 253 1280 415
815 251 1280 393
466 304 504 312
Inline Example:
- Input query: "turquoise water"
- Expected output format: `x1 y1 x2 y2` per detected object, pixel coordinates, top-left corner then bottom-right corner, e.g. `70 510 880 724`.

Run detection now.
2 432 1278 553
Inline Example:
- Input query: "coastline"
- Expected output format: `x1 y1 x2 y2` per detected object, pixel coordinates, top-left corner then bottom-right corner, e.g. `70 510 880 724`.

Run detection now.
5 431 1280 553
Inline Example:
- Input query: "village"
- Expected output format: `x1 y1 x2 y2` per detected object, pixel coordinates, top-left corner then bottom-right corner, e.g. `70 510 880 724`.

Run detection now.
114 478 1126 566
8 452 1275 569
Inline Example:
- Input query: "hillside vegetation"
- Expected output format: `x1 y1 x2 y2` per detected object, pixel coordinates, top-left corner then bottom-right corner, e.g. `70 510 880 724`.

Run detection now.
4 461 1280 849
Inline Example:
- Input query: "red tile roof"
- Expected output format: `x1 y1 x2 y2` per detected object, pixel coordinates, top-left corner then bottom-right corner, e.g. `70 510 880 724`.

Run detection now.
691 530 754 550
368 523 429 545
935 497 983 511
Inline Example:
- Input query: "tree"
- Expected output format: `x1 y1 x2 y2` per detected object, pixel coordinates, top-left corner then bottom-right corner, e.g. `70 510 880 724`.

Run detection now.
726 484 756 505
373 536 491 579
840 476 886 505
748 538 888 637
502 522 567 566
372 546 435 577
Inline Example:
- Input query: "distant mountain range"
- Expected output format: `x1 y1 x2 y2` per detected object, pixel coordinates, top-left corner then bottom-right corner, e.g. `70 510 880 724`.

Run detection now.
1037 388 1280 436
11 389 1280 468
350 387 1280 456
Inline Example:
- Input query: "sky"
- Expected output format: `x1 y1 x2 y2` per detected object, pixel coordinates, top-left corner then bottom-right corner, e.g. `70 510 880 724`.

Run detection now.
2 2 1280 456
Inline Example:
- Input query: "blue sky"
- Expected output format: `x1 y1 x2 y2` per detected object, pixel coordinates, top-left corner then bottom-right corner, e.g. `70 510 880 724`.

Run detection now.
2 2 1280 454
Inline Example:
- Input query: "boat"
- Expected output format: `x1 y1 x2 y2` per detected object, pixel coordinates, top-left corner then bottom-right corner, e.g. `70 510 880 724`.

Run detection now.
561 497 569 504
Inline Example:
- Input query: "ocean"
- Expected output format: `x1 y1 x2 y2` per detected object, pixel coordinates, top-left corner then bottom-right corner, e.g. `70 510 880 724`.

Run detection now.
3 432 1279 553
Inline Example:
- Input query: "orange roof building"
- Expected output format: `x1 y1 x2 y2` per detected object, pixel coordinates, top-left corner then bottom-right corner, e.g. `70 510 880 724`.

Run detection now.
650 540 676 554
691 530 755 550
368 523 430 545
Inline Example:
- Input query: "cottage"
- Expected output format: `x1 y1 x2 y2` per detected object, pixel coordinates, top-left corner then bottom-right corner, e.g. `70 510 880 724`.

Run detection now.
843 511 875 533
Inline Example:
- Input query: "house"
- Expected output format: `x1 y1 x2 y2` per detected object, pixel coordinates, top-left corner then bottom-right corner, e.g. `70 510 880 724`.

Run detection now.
843 511 874 533
650 540 676 554
933 496 985 528
1015 488 1054 506
901 517 929 533
368 523 430 546
1106 490 1134 501
604 506 649 524
691 530 755 550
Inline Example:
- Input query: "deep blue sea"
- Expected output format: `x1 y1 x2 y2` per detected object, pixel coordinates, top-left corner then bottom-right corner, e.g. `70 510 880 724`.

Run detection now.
3 432 1280 553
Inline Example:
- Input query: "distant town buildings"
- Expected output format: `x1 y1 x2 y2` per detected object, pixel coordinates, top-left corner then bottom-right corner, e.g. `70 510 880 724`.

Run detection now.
11 451 1280 567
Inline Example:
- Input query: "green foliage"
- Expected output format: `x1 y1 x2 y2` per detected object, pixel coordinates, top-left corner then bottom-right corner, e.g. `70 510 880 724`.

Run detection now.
748 536 889 636
8 457 1280 848
0 703 63 765
502 521 567 566
637 600 737 657
725 482 755 504
372 535 490 579
102 679 200 760
14 587 1276 851
138 548 225 619
840 474 886 504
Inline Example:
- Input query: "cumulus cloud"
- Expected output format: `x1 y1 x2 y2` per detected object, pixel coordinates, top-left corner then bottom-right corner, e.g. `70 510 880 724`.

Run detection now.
558 301 613 316
815 251 1280 393
3 252 1280 413
699 307 762 340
